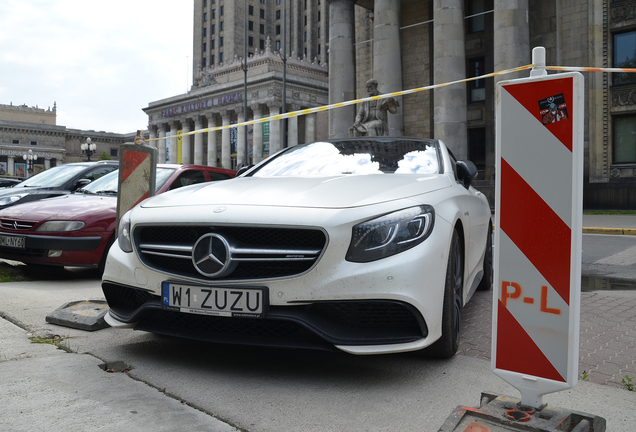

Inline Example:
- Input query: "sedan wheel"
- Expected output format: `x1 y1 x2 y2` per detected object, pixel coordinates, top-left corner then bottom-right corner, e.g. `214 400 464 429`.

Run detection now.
426 229 463 358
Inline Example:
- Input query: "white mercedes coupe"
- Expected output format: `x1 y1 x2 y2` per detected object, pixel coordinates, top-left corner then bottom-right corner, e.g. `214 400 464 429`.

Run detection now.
102 137 492 358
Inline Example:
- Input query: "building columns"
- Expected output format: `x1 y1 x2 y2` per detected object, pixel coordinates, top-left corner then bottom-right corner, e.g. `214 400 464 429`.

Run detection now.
328 0 357 139
252 104 263 164
220 110 232 169
193 115 204 165
304 112 316 143
374 0 403 136
236 107 246 167
493 0 530 82
206 113 218 167
181 119 191 164
269 104 281 156
158 127 167 163
168 121 178 164
288 105 299 147
433 0 468 159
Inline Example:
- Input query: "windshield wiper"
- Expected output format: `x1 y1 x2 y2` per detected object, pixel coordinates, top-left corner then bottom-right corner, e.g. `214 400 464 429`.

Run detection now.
96 190 118 196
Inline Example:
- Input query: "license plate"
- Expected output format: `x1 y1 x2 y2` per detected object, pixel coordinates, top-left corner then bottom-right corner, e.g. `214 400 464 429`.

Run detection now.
162 282 267 318
0 234 25 249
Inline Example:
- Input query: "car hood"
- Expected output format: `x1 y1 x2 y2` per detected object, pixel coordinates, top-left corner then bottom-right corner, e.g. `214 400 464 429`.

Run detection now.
0 194 116 221
141 174 452 209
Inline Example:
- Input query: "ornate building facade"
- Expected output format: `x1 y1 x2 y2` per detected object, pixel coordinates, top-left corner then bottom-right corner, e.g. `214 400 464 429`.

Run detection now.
328 0 636 209
0 103 129 177
143 0 330 169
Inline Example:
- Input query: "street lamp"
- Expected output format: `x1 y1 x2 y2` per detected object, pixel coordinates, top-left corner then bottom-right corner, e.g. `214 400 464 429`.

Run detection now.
23 149 36 177
81 137 97 161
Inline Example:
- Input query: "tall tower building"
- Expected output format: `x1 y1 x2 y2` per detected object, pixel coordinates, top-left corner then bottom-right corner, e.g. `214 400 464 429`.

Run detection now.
145 0 330 170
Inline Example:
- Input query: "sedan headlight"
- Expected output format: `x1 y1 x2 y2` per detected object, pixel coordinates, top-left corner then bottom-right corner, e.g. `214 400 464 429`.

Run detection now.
118 210 133 253
0 194 28 206
346 205 435 263
36 221 85 232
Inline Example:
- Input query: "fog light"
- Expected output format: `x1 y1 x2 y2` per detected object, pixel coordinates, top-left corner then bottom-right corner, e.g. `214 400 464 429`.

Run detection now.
48 250 63 258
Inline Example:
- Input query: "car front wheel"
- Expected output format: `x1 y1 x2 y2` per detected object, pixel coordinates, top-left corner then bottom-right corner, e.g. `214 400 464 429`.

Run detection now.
425 229 463 358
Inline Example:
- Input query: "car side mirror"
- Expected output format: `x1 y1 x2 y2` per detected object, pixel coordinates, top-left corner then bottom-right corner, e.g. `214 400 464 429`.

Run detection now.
236 165 254 177
74 179 92 190
456 160 478 189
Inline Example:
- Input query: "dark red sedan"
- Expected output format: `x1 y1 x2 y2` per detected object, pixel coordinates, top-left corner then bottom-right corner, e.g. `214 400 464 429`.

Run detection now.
0 164 235 271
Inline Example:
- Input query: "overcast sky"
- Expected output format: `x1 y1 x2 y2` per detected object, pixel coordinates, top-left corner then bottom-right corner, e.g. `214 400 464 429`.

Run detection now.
0 0 193 134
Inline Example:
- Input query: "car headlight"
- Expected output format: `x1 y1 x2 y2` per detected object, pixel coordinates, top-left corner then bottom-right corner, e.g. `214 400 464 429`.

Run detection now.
118 210 133 253
0 194 28 206
36 221 85 232
346 205 435 263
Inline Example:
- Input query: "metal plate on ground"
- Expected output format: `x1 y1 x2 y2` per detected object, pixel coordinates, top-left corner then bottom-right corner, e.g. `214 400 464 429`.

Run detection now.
45 300 110 331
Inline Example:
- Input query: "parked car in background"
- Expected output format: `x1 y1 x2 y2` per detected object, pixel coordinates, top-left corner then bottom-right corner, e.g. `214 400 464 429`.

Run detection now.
102 137 492 358
0 164 235 271
0 177 24 188
0 161 118 210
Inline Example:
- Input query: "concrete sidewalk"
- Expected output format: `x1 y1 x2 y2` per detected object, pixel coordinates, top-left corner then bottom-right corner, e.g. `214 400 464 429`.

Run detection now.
583 214 636 235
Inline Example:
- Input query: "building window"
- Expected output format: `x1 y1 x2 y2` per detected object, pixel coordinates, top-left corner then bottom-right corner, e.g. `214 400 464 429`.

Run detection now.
220 5 224 15
466 0 486 33
613 115 636 163
212 24 215 34
276 10 281 20
249 20 254 31
110 148 118 157
203 42 207 52
220 21 224 31
203 27 207 37
12 139 18 144
613 31 636 85
277 0 280 4
318 27 321 38
260 39 265 50
318 44 321 55
202 57 207 67
260 9 265 19
468 128 486 172
249 5 254 15
212 9 215 19
212 54 215 64
220 52 224 62
276 25 281 35
468 57 486 102
261 0 265 3
304 31 307 41
318 11 321 21
30 141 37 146
203 12 207 22
260 23 265 34
304 15 307 26
276 40 281 51
204 0 207 7
249 36 254 46
211 39 215 49
220 36 224 46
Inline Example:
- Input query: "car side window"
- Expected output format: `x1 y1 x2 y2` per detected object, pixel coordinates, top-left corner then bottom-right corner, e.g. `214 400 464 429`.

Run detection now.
81 166 117 182
208 172 233 181
169 170 207 190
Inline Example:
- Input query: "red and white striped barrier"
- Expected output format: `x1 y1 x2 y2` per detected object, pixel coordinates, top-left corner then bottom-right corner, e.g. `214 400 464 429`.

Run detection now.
493 49 584 408
116 144 157 225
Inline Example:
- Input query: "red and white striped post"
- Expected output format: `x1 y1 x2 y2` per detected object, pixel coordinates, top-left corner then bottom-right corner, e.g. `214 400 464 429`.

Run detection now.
493 47 584 408
116 144 157 227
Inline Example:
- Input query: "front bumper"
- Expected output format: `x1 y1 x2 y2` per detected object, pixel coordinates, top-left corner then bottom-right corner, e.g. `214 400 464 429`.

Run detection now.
0 232 105 265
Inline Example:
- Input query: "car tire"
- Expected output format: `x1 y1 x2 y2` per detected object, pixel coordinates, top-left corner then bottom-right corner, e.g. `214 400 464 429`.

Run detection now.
477 222 493 291
98 234 115 274
425 229 463 359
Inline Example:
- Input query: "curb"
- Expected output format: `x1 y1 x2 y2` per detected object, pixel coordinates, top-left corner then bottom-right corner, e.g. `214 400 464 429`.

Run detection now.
583 227 636 235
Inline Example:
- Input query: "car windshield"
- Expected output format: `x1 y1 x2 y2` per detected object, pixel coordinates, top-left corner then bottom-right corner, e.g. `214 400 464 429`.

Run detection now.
76 167 176 195
16 164 92 188
250 139 441 177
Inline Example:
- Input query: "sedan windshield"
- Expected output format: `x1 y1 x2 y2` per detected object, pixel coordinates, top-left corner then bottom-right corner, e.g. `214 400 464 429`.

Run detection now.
251 139 441 177
76 167 176 195
16 164 92 188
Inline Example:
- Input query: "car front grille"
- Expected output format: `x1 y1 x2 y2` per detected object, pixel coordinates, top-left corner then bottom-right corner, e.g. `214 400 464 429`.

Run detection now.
134 225 327 281
0 219 36 230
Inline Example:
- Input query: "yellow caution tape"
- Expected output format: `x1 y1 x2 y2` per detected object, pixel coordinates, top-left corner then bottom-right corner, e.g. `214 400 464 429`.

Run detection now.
149 63 635 142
